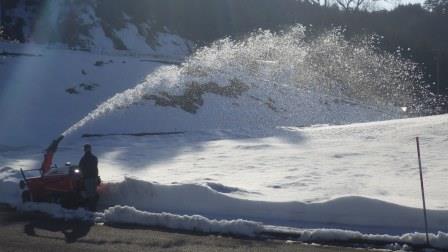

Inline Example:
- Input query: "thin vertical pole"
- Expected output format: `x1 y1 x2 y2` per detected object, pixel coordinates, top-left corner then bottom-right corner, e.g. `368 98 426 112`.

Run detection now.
416 137 430 246
436 51 441 94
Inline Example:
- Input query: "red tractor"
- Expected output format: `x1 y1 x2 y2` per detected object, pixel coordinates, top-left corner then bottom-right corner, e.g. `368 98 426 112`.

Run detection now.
19 136 99 209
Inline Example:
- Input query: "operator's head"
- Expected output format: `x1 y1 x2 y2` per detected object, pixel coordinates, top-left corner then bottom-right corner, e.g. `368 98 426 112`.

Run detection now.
83 144 92 153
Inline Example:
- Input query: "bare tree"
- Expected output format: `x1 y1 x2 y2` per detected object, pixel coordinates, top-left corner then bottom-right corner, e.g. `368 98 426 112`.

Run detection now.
335 0 370 11
304 0 383 11
305 0 332 7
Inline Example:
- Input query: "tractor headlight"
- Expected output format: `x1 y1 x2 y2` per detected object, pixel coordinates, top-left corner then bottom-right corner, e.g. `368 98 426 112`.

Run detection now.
74 169 80 174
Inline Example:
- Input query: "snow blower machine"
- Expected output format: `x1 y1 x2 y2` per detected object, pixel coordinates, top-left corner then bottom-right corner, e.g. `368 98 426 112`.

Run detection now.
19 136 100 210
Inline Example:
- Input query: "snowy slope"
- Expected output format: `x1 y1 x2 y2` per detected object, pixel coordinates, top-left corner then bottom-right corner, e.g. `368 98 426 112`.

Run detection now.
0 42 181 145
1 0 193 57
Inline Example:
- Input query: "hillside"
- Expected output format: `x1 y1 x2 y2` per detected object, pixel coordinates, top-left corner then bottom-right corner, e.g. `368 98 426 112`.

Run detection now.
0 0 193 56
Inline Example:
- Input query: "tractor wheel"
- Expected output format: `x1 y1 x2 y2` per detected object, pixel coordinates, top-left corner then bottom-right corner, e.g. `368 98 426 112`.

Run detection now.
22 191 31 203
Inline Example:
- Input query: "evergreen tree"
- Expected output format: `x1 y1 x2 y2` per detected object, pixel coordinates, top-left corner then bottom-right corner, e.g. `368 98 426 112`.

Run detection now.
425 0 448 14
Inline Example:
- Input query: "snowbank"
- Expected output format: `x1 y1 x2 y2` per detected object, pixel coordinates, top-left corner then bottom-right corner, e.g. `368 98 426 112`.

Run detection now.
98 177 448 234
0 164 448 235
400 232 448 249
103 205 263 237
16 202 263 237
2 171 448 235
16 202 448 249
276 228 448 250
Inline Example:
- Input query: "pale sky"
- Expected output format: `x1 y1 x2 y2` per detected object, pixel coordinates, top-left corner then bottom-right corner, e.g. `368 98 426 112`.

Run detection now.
380 0 425 10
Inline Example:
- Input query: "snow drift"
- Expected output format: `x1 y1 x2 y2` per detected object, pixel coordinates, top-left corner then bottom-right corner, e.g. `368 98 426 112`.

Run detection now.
15 199 448 249
98 177 448 234
292 229 448 249
3 169 448 235
103 205 264 237
18 202 263 237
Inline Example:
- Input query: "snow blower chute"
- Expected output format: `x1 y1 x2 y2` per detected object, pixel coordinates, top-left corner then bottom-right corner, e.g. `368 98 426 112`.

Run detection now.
19 136 100 209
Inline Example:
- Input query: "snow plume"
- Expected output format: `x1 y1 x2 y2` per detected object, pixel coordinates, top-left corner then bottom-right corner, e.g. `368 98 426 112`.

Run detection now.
62 65 181 136
62 24 433 135
103 205 263 237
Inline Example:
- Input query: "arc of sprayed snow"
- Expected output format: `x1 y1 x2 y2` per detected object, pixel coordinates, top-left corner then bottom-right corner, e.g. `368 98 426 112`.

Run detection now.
62 65 182 137
62 87 144 136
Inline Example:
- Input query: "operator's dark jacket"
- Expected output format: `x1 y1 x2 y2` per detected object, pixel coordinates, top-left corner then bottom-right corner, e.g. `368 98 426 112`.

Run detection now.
79 151 98 179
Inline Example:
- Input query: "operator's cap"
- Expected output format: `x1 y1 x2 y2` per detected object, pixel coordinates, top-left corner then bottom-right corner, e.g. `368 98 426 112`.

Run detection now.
83 144 92 152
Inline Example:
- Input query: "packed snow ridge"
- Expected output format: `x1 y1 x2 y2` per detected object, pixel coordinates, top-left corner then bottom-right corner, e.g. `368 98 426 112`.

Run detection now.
103 205 264 237
18 203 263 237
17 202 448 249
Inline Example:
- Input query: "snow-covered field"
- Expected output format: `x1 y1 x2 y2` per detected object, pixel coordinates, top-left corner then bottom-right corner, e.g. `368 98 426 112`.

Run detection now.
2 115 448 233
1 40 448 249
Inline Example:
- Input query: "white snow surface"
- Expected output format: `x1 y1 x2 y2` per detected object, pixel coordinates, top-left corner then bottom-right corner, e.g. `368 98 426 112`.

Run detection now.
18 202 263 237
103 205 264 237
295 229 448 249
2 114 448 239
3 1 193 57
1 43 448 247
0 42 178 145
